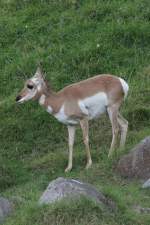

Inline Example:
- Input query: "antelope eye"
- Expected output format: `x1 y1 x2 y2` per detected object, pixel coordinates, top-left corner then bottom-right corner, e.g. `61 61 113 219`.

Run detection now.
27 84 33 89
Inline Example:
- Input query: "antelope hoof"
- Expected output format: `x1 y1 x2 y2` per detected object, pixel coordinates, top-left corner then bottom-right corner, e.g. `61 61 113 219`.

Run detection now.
85 161 92 170
65 166 72 173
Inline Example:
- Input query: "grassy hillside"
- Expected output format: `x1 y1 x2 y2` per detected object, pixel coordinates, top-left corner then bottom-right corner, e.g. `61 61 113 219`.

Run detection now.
0 0 150 224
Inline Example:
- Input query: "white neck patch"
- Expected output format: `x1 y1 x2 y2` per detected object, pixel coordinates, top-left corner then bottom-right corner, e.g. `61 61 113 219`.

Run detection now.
39 94 46 105
47 105 53 114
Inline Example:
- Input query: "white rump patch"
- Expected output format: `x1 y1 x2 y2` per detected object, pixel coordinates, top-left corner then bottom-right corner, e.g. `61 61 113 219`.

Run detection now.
78 92 108 119
119 78 129 99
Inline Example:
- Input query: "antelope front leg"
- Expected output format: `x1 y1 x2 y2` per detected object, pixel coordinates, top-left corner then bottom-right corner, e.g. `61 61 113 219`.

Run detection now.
65 125 76 172
80 118 92 169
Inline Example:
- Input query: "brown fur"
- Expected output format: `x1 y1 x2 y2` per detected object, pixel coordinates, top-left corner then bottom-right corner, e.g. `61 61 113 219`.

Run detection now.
42 74 124 117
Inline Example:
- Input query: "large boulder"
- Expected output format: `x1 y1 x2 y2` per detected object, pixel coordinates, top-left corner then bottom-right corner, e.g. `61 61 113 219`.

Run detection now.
0 197 13 224
38 177 116 210
117 137 150 179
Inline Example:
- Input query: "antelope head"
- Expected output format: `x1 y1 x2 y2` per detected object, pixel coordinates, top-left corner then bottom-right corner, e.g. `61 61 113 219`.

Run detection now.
16 67 46 103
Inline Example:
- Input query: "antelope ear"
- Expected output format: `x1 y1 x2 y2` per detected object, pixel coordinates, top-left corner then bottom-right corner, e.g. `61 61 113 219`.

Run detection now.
34 67 44 79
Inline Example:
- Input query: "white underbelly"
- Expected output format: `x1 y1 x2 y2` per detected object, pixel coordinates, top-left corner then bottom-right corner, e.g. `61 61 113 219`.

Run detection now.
78 92 108 119
53 92 108 125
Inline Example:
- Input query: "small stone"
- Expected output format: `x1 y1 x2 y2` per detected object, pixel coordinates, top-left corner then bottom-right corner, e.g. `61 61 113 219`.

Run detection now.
0 197 13 224
133 205 150 214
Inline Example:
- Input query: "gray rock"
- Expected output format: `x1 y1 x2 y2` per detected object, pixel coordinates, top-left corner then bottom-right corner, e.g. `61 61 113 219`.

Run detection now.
117 136 150 179
39 177 116 210
142 178 150 188
0 197 13 224
133 205 150 214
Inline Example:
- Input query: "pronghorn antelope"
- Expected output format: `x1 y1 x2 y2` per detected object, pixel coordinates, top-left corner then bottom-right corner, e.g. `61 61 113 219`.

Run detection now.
16 67 129 172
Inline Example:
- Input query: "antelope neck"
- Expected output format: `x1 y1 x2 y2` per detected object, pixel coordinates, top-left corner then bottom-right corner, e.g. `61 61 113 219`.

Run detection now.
38 92 63 114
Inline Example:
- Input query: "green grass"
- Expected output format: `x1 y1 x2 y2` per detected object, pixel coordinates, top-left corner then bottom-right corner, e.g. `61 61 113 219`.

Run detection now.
0 0 150 224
